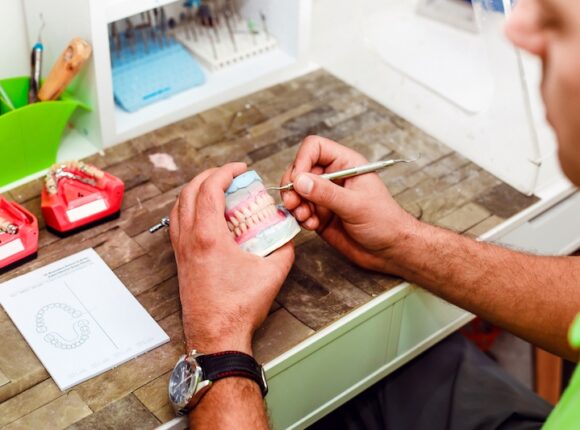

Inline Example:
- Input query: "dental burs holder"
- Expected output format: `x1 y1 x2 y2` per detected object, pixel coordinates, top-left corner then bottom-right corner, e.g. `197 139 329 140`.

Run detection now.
147 158 417 234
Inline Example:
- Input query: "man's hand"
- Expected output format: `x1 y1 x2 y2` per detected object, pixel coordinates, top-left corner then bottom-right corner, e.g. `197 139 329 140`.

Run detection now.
281 135 418 273
170 162 295 355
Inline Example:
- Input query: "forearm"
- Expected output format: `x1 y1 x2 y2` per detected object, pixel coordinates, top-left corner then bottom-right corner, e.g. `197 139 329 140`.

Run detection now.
183 328 270 429
189 377 269 429
387 221 580 361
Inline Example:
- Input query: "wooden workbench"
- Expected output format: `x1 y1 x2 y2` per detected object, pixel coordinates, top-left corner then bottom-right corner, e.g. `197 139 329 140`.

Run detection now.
0 70 538 429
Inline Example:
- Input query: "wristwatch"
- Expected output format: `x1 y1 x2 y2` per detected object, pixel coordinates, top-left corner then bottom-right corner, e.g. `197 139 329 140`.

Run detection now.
168 350 268 416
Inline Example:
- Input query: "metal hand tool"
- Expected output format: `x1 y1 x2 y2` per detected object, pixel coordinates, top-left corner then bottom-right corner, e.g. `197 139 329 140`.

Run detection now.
139 12 150 53
153 8 164 48
266 158 418 191
207 28 218 60
111 21 121 58
125 18 136 54
168 18 177 43
224 9 237 51
149 10 161 48
183 1 199 41
160 7 168 45
28 14 45 103
180 12 192 40
149 216 170 233
260 11 270 41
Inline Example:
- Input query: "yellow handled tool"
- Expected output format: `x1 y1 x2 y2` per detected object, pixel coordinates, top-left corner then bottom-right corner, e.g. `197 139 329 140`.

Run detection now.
38 37 92 102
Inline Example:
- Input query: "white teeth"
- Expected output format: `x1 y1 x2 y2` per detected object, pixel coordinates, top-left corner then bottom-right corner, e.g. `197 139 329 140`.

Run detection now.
227 194 282 237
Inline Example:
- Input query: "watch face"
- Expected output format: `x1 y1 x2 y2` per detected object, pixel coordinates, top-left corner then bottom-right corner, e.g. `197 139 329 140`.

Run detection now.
169 357 199 406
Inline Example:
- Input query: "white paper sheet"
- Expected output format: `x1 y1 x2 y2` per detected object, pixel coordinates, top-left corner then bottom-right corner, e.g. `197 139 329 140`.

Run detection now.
0 249 170 391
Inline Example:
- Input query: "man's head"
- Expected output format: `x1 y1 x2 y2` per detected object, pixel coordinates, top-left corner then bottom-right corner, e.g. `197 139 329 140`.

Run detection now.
506 0 580 185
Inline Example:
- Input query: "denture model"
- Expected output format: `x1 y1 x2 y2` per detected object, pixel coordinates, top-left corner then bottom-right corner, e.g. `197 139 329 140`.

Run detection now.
41 160 124 235
0 195 39 272
225 171 300 256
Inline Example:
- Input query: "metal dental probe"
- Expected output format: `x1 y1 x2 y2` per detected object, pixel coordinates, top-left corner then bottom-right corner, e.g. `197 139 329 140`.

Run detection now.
266 158 419 191
149 216 170 233
260 11 270 41
139 12 150 53
28 14 45 103
148 158 418 233
224 9 237 52
111 21 121 59
125 18 136 54
160 7 168 46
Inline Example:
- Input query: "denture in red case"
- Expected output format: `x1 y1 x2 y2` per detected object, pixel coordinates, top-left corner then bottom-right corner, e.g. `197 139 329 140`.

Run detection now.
0 196 39 272
41 161 124 235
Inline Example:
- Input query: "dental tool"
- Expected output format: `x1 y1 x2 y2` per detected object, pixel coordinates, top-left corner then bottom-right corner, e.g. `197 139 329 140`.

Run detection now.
148 157 418 234
260 11 270 41
224 9 237 52
28 14 45 103
266 157 419 191
149 216 170 233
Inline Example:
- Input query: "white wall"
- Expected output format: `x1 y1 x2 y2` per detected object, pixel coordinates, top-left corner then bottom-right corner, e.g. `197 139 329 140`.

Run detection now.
0 0 29 79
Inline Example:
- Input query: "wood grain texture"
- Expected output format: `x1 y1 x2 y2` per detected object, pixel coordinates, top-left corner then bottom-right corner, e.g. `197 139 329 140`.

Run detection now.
2 392 91 430
0 70 539 427
67 394 160 430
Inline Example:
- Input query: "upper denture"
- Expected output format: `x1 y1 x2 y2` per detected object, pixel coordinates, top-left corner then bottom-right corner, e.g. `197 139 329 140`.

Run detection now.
225 191 285 243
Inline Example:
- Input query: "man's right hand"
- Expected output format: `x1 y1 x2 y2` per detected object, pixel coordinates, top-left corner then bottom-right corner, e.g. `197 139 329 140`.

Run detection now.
281 135 419 273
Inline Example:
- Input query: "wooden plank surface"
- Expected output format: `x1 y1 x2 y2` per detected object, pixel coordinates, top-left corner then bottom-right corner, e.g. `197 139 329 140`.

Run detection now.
0 70 538 428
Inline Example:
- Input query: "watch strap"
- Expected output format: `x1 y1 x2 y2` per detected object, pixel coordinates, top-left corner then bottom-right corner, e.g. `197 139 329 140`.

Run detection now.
196 351 268 396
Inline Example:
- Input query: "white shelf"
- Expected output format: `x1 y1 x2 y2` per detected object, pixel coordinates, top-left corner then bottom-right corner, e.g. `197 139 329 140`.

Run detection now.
105 0 177 24
22 0 310 163
113 48 299 142
58 128 102 161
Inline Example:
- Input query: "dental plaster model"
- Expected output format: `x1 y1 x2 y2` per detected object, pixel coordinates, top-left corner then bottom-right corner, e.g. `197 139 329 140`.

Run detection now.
224 171 300 257
0 196 39 271
41 160 125 235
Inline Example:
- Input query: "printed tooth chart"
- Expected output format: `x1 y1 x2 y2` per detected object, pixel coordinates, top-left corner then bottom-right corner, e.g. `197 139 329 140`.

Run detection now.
0 249 170 391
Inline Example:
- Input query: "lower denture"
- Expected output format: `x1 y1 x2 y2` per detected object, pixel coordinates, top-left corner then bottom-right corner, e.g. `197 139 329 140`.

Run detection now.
233 209 285 244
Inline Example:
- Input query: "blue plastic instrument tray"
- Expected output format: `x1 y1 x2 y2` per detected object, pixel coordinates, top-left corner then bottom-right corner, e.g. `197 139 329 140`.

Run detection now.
111 37 205 112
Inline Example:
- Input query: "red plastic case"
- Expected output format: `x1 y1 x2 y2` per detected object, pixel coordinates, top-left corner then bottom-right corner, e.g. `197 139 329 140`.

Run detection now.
41 163 124 235
0 197 39 272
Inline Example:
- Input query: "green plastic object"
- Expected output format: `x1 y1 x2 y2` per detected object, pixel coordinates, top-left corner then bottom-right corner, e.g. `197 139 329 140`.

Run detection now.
541 312 580 430
569 313 580 349
0 77 90 187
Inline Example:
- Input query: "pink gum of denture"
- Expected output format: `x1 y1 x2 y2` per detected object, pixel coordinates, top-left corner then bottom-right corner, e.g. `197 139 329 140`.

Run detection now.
225 190 285 244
